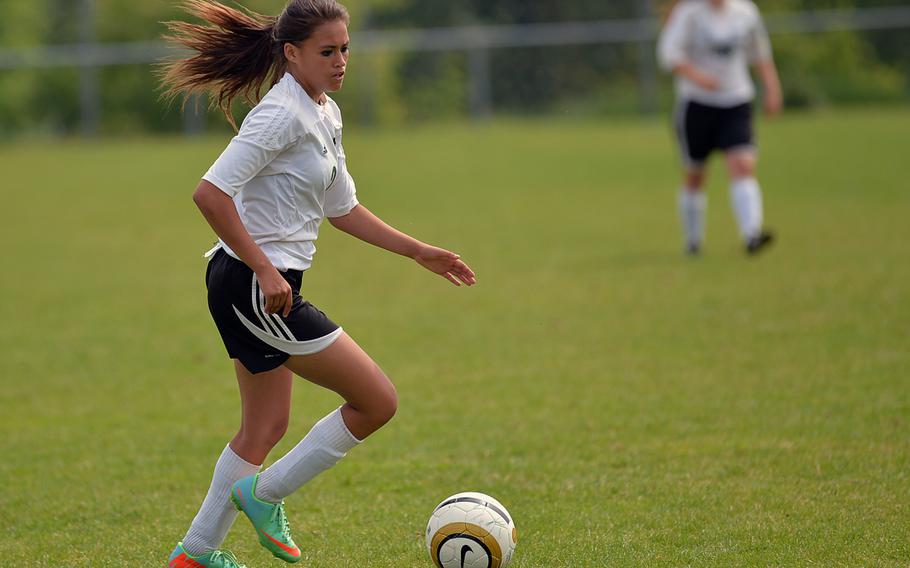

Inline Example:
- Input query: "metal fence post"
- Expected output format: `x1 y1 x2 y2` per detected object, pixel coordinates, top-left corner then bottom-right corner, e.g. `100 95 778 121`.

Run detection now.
358 55 378 126
467 48 492 120
183 93 206 136
636 0 659 115
78 0 100 136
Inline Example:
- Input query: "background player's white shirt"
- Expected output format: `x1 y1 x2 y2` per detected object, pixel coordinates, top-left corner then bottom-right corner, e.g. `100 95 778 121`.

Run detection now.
658 0 772 107
203 72 359 272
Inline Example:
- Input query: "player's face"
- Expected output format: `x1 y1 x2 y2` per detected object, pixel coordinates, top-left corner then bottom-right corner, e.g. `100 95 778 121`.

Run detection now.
285 19 350 100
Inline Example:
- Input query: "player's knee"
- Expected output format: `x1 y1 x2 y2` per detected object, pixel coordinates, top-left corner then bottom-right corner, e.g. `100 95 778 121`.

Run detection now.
365 372 397 428
382 385 399 424
729 156 755 178
733 164 754 178
372 381 398 427
685 170 705 189
267 419 290 447
246 417 289 450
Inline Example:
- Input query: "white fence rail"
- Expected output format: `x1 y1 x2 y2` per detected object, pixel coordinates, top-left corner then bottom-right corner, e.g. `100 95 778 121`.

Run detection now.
3 7 910 68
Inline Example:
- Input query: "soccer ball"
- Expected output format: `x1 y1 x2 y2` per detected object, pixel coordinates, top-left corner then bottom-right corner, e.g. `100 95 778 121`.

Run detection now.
425 492 517 568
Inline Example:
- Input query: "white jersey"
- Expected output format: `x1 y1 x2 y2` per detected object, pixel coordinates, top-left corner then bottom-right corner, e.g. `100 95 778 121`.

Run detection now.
203 72 359 272
657 0 772 107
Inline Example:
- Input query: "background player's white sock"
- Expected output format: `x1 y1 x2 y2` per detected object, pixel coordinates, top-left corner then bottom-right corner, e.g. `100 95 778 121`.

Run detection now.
255 407 361 503
678 189 706 247
730 177 764 241
182 444 261 556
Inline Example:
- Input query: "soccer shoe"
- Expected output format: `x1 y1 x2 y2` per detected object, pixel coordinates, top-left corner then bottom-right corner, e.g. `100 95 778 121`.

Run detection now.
167 543 246 568
686 242 701 256
230 474 302 563
746 230 775 255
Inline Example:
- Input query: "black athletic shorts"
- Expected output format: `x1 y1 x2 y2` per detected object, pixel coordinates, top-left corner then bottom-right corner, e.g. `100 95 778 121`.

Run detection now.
205 248 342 374
675 100 754 166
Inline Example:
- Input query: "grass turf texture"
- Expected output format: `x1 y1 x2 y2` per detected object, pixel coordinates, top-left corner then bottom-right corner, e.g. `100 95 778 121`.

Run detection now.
0 108 907 567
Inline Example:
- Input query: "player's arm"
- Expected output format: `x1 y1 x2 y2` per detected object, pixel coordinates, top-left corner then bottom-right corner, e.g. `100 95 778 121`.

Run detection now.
193 180 293 315
328 204 476 286
750 11 782 116
195 102 300 316
657 3 718 91
671 61 720 91
755 59 782 116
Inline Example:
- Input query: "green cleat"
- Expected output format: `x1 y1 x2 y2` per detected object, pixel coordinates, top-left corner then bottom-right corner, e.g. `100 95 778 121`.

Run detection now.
167 543 246 568
230 474 302 563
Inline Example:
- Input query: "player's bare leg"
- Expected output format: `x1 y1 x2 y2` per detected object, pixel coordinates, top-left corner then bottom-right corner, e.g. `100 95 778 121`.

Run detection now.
232 362 293 464
284 332 397 440
231 333 396 563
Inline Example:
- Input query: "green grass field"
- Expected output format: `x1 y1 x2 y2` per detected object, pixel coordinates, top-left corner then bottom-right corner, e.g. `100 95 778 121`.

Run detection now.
1 107 908 567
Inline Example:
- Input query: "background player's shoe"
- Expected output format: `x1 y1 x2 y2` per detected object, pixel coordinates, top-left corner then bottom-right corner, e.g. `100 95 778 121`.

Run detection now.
686 242 701 256
168 543 246 568
746 230 774 255
230 474 302 563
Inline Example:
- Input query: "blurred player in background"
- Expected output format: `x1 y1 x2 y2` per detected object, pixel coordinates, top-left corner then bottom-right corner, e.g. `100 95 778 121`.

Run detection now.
658 0 782 255
159 1 475 566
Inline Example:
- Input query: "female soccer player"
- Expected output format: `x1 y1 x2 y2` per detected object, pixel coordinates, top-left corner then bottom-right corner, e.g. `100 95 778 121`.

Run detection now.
658 0 783 255
159 1 476 566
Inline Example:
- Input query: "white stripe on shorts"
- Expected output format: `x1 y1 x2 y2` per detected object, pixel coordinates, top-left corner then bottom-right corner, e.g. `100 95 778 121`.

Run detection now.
231 305 343 355
250 274 297 340
250 273 281 337
270 312 296 341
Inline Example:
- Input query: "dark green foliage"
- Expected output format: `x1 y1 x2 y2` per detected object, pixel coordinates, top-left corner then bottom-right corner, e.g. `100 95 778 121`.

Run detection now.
0 1 907 136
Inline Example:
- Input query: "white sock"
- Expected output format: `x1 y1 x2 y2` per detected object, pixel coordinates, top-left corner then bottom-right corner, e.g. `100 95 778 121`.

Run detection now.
678 189 706 247
255 407 361 503
182 444 261 556
730 177 764 241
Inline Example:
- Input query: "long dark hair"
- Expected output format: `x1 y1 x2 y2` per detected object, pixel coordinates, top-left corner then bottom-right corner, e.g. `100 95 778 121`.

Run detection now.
158 0 349 128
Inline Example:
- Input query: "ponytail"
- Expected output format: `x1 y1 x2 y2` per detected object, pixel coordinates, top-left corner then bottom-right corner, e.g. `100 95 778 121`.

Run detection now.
158 1 284 129
159 0 350 129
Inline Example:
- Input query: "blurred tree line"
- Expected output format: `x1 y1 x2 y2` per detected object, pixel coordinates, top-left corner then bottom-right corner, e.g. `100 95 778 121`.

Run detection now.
370 0 909 120
0 0 907 137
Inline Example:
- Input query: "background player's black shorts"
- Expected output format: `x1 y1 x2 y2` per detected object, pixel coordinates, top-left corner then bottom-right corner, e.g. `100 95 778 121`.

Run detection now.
205 248 342 374
675 100 754 166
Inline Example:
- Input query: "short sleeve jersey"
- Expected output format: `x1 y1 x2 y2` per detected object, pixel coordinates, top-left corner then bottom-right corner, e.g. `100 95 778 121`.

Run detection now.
203 72 359 272
657 0 773 107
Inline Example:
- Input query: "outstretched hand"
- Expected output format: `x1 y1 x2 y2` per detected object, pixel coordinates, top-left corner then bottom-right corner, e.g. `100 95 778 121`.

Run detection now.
414 245 476 286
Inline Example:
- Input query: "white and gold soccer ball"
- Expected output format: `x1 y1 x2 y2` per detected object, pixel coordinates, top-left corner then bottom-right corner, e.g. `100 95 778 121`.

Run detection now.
425 492 517 568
